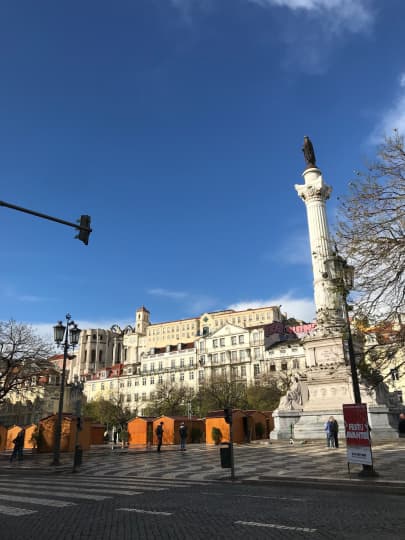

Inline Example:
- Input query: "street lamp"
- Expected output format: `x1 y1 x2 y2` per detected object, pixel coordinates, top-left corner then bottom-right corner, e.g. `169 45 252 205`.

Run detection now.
324 254 361 404
52 314 81 466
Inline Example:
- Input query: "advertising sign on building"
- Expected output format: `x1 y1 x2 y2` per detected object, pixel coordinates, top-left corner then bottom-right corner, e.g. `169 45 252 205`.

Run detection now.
343 404 372 466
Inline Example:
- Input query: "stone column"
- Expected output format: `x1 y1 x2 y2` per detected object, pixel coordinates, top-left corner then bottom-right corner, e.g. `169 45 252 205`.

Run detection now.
295 167 345 331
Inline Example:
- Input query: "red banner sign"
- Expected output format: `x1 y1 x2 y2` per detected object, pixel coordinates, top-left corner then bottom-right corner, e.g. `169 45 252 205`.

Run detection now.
343 404 372 465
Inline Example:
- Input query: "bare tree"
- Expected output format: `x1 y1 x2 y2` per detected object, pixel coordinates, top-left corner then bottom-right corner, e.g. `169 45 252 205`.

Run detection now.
337 130 405 352
145 382 194 417
0 320 54 403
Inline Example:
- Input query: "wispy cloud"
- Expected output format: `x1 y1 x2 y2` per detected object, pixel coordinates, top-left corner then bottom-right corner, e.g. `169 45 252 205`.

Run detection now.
148 288 188 300
263 232 311 266
370 73 405 143
148 287 218 314
169 0 375 72
248 0 374 33
228 292 315 322
2 286 51 303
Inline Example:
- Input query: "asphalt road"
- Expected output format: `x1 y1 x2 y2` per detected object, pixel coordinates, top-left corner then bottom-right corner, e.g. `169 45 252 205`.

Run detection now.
0 473 403 540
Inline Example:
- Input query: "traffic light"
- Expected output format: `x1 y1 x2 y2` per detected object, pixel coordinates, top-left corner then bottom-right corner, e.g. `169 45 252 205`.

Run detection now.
224 407 232 425
75 215 92 245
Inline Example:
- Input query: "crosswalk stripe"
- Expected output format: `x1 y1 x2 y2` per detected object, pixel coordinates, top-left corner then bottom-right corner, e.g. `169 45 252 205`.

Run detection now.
0 479 167 492
0 482 141 497
0 493 75 508
3 487 112 501
0 504 38 516
117 508 173 516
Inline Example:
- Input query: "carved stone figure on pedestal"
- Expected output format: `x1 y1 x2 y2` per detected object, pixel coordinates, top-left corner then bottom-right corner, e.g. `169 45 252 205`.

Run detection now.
302 136 316 169
279 374 309 411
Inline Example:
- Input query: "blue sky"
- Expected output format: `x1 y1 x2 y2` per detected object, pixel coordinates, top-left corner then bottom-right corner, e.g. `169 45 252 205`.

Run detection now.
1 0 404 339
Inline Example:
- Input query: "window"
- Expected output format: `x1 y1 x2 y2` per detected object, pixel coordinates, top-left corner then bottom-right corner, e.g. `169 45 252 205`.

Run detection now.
189 358 194 366
158 375 163 384
198 370 204 381
220 338 225 347
213 339 218 348
281 363 288 371
293 359 299 369
231 351 237 361
221 367 226 376
91 350 96 364
126 394 131 402
200 341 205 352
239 350 246 360
212 353 218 364
120 382 125 388
254 348 260 359
232 366 238 377
171 373 175 382
150 377 155 385
142 392 146 400
158 361 163 370
241 365 246 376
270 364 276 372
231 336 237 345
150 363 155 372
134 393 139 401
253 332 259 345
150 392 155 400
142 378 147 386
171 359 176 368
254 364 260 376
180 358 185 368
220 352 226 362
189 372 194 380
127 380 132 387
239 335 244 344
180 372 184 381
199 355 205 366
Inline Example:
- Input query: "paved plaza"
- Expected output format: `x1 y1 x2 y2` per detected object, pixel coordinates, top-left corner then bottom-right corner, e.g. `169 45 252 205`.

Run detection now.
2 439 405 488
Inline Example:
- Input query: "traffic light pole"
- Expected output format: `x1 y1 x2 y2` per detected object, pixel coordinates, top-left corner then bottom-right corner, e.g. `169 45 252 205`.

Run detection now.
0 199 92 244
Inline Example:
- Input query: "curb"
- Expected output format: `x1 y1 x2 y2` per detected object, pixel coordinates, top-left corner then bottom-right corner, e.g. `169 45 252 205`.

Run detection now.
236 475 405 495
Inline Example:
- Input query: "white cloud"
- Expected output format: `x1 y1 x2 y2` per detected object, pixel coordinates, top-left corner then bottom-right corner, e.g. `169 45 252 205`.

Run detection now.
148 288 188 300
228 292 315 322
369 76 405 143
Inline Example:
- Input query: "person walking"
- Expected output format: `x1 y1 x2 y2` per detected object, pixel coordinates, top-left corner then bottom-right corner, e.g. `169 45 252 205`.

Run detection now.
331 416 339 448
156 421 164 452
324 417 335 448
398 413 405 437
10 428 25 462
179 422 188 451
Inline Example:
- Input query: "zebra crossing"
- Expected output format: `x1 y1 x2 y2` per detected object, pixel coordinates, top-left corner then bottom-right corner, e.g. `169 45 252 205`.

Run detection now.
0 474 212 518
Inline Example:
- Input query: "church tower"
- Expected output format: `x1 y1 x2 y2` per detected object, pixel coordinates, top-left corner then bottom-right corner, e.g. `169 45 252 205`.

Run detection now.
135 306 150 335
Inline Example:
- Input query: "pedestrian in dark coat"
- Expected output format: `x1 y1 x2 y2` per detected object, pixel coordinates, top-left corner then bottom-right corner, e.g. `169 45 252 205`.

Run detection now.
10 428 25 462
331 417 339 448
179 422 188 451
156 422 164 452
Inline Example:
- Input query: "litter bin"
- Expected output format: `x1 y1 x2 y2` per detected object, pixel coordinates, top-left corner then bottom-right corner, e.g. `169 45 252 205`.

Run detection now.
74 445 83 468
220 443 231 468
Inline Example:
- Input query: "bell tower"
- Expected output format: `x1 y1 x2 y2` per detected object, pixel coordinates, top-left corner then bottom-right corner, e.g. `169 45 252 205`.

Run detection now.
135 306 150 335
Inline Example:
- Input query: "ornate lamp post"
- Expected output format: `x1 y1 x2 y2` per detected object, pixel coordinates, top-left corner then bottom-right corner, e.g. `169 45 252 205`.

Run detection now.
324 254 361 403
52 314 81 466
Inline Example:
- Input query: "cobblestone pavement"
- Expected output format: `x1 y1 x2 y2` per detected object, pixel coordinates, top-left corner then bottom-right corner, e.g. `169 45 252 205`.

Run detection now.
2 439 405 486
1 443 405 539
